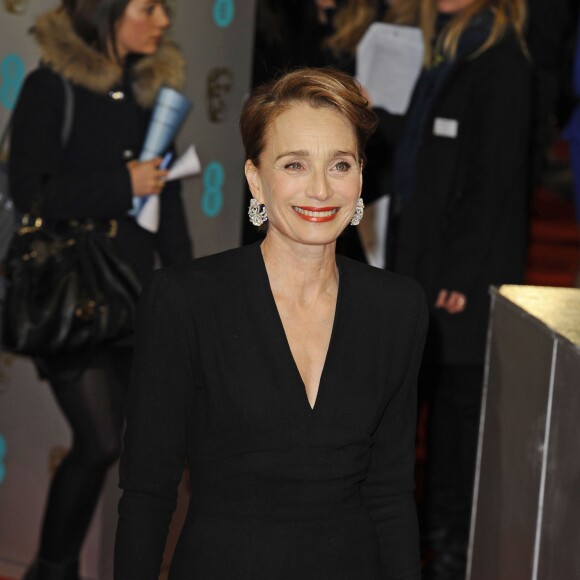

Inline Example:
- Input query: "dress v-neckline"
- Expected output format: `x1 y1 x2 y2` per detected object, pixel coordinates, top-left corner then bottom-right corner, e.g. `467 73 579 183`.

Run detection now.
255 243 343 412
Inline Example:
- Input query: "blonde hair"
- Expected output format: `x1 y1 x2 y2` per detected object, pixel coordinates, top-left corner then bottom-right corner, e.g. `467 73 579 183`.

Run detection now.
420 0 528 66
324 0 419 58
384 0 421 26
324 0 378 58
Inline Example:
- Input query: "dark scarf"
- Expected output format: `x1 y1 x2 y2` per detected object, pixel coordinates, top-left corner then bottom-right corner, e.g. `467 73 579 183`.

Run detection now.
393 9 494 205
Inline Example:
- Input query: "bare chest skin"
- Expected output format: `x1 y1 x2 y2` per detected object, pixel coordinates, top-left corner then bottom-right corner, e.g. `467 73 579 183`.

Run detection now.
273 288 337 409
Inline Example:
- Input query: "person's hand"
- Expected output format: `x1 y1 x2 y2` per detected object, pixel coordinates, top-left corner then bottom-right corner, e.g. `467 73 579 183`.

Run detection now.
126 157 169 197
435 289 467 314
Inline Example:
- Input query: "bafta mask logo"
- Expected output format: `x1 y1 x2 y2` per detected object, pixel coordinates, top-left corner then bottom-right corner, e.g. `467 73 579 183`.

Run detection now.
3 0 29 14
207 67 234 123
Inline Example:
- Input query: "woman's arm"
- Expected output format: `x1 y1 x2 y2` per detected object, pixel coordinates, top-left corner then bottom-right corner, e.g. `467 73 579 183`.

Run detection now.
115 268 195 579
361 285 428 579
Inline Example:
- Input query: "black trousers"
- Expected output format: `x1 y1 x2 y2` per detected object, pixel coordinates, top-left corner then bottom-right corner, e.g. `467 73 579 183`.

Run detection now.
420 364 484 563
33 349 131 567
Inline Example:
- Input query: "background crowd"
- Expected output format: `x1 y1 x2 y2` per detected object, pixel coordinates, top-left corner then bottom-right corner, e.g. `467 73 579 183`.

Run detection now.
249 1 579 579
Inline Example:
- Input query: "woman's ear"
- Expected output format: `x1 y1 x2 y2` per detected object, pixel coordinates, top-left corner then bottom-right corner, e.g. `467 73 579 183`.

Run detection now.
245 159 263 202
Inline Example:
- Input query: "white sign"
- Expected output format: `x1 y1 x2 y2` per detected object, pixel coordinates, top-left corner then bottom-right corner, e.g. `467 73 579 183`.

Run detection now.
356 22 424 115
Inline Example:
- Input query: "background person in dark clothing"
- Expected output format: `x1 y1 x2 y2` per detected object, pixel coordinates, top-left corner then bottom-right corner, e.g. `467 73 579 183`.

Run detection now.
526 0 579 185
8 1 192 577
384 0 532 578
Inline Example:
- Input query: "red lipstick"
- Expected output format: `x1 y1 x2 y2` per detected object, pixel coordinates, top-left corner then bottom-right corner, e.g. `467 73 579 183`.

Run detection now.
293 206 340 223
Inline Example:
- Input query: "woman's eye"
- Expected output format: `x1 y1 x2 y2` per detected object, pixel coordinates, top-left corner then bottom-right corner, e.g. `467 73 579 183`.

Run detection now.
335 161 351 172
284 162 303 171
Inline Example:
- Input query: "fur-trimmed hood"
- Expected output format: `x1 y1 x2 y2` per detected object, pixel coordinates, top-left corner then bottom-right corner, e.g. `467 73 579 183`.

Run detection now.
33 9 185 108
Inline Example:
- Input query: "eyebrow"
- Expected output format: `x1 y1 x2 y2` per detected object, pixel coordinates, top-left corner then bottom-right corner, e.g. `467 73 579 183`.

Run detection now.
275 149 357 162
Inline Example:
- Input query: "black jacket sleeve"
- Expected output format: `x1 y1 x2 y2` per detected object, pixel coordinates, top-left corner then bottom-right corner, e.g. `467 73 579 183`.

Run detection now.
361 284 428 579
115 268 196 579
438 48 532 293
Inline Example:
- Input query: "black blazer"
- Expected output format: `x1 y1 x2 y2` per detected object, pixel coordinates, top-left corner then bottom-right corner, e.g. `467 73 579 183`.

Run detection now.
392 30 532 364
115 242 428 579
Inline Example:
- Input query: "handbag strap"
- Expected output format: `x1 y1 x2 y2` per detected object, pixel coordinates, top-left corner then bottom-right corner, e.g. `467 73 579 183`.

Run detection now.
0 116 11 157
60 75 74 145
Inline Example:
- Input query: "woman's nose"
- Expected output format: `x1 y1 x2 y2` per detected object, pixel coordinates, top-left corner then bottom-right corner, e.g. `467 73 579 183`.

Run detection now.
156 5 171 29
305 171 331 201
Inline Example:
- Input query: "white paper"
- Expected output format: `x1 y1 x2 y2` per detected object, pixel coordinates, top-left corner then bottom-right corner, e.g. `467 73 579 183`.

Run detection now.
136 145 202 233
166 144 202 181
369 195 390 269
136 195 160 233
356 23 423 115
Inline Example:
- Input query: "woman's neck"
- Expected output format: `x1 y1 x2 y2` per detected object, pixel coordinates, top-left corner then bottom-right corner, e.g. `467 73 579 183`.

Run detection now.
260 234 339 304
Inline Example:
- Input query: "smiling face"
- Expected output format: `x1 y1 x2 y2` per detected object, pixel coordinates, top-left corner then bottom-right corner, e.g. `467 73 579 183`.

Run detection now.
245 102 362 250
114 0 170 60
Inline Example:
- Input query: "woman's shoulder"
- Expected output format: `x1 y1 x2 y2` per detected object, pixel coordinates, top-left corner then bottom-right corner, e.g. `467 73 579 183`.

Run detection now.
338 257 428 334
155 244 259 288
11 66 67 120
459 29 531 98
477 28 530 71
338 255 426 304
20 66 63 96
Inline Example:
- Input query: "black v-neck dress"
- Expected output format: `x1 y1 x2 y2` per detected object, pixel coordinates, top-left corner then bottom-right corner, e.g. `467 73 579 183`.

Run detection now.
115 242 428 580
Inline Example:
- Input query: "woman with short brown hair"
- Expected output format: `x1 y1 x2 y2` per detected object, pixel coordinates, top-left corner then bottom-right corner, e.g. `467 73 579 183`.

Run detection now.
115 67 428 579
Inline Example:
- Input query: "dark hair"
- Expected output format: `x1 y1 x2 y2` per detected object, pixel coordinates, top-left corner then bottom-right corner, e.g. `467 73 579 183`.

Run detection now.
61 0 130 60
240 67 378 166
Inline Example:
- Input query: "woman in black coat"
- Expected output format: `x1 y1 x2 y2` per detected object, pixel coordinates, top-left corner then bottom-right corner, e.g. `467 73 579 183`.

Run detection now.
8 1 192 578
388 0 531 577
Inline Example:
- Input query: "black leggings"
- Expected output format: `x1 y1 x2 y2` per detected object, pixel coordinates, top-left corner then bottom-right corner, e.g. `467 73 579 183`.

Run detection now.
36 352 130 563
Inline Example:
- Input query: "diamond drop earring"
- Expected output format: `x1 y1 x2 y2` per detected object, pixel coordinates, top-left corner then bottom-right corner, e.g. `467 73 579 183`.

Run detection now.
350 198 364 226
248 198 268 227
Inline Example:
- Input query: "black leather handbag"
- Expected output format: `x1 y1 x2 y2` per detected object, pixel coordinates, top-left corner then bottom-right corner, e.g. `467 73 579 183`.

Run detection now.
2 216 141 356
0 73 77 352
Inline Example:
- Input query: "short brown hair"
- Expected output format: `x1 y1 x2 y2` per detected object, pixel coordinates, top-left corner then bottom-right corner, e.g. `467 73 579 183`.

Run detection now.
240 67 378 166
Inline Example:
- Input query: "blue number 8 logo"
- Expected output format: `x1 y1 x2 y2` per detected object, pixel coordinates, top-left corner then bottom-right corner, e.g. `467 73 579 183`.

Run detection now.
0 54 26 111
213 0 235 28
202 162 225 218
